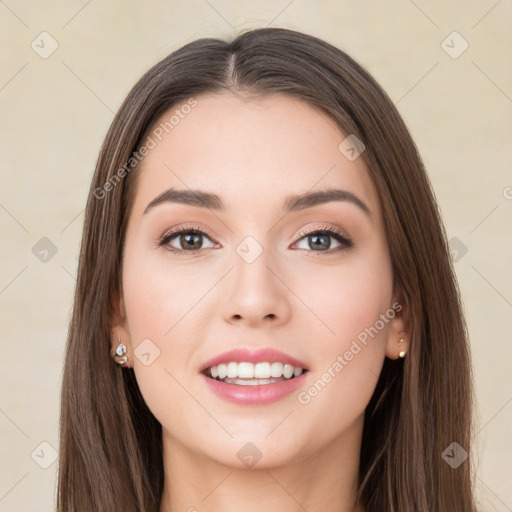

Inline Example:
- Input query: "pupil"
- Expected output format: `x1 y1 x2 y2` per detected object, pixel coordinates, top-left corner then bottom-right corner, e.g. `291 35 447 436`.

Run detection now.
310 234 330 250
183 233 201 250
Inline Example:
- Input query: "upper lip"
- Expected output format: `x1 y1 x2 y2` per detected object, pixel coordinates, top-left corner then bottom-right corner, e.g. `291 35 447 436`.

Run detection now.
199 348 309 373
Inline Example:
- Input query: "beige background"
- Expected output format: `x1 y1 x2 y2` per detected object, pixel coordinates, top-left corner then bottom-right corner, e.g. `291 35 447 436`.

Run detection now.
0 1 511 511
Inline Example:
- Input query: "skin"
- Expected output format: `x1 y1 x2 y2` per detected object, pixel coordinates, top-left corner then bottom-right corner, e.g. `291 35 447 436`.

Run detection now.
110 91 410 512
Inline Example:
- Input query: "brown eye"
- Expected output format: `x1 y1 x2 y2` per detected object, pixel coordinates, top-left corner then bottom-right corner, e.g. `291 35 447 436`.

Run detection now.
174 231 203 250
159 226 217 255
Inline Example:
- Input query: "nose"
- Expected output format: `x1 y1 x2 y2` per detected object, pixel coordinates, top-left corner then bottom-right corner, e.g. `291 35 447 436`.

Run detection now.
221 244 291 328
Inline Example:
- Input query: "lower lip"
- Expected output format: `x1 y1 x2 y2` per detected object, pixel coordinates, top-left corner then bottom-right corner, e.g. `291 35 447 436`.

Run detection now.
200 372 309 405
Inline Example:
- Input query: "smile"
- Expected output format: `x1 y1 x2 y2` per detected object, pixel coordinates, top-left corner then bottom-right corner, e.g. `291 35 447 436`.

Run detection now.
204 361 306 384
199 348 310 403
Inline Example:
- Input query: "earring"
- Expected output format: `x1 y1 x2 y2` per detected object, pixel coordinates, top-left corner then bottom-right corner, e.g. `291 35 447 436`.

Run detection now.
114 337 128 365
398 338 406 358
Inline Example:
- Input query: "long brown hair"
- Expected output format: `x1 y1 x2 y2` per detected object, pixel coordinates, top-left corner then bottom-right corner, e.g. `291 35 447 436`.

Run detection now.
57 27 479 511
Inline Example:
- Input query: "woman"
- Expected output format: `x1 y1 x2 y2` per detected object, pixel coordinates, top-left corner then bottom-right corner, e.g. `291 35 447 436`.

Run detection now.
57 27 479 511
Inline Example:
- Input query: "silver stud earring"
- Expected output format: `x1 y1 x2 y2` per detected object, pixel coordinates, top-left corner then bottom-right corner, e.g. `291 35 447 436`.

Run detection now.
114 337 128 365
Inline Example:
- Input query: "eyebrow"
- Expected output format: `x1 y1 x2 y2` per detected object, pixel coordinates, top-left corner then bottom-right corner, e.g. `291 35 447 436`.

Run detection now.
143 187 371 217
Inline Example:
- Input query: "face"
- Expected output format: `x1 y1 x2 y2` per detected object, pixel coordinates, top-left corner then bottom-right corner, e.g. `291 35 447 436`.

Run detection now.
112 92 407 469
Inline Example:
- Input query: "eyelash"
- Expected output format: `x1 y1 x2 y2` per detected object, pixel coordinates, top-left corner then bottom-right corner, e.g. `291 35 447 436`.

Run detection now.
158 224 353 257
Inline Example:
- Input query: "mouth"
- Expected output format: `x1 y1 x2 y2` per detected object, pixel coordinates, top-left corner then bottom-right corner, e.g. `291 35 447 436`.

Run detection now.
202 362 310 386
199 349 311 404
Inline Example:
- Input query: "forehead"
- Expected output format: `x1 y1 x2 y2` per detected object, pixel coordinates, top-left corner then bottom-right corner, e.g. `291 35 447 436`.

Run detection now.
132 92 379 219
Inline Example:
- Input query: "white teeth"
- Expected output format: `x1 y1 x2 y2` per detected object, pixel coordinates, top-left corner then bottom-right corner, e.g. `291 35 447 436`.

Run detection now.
217 363 227 379
239 362 255 378
270 362 283 377
227 362 238 378
206 361 305 380
283 364 294 379
255 362 271 379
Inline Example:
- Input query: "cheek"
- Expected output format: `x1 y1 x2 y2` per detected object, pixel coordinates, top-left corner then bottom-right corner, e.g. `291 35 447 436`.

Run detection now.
299 242 393 354
120 245 211 431
290 245 393 444
121 243 215 344
120 238 229 391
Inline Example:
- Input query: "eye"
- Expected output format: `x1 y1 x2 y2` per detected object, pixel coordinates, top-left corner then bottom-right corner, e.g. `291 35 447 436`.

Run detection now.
158 224 353 257
158 225 218 255
291 225 353 256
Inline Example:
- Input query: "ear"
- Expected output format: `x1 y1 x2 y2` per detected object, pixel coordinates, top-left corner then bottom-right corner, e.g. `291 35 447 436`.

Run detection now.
110 290 133 368
384 290 411 360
